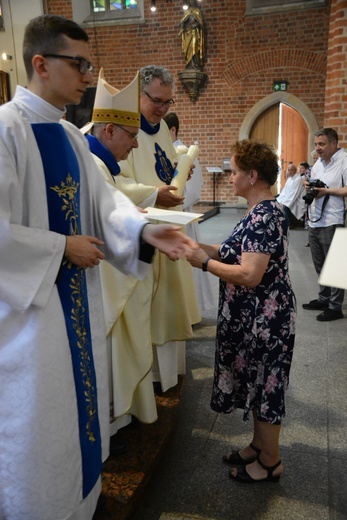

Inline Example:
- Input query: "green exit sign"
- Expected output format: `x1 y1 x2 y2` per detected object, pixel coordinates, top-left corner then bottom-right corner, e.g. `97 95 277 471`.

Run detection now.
273 81 288 92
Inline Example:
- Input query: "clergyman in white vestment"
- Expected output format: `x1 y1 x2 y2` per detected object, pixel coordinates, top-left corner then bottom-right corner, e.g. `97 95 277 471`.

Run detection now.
117 65 201 393
81 69 158 435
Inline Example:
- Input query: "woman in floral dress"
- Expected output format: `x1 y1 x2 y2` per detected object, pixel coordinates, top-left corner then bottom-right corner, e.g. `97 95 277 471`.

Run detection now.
187 139 296 483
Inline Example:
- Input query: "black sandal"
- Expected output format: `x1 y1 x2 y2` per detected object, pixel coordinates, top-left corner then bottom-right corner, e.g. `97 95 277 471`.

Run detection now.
223 442 261 466
229 457 282 483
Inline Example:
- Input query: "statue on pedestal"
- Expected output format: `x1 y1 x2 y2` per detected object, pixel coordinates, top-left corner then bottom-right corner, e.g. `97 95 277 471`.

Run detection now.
179 5 204 70
178 3 207 101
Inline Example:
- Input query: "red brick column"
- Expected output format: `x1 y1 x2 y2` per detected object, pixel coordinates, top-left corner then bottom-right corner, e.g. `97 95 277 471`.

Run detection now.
324 0 347 146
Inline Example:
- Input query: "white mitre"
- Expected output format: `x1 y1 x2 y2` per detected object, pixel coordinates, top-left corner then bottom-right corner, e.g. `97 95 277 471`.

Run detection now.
81 67 140 134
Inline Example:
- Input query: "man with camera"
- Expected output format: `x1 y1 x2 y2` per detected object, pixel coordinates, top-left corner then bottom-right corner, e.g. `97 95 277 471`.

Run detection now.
302 128 347 321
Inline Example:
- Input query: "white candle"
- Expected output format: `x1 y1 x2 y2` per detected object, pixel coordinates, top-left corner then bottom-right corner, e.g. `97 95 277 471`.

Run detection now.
170 144 200 197
175 144 189 158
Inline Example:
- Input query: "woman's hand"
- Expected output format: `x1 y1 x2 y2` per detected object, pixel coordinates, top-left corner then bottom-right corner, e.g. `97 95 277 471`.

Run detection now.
141 224 198 261
187 247 210 269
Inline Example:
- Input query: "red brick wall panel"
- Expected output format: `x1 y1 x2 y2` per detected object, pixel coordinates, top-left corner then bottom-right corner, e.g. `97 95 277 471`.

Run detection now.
46 0 331 204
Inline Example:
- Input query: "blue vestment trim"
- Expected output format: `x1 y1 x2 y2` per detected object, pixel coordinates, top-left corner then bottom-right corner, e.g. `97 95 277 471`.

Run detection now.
153 142 175 184
141 114 160 135
31 123 102 498
140 115 174 184
86 133 120 177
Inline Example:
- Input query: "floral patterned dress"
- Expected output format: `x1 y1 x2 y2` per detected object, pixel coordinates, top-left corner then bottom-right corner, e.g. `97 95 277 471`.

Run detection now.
211 200 296 424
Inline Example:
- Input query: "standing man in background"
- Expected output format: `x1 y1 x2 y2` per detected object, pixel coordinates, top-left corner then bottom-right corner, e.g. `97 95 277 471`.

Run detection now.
276 163 306 228
116 65 201 392
302 128 347 321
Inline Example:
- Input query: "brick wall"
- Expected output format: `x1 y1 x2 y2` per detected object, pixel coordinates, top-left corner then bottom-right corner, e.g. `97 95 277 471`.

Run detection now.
324 0 347 145
46 0 331 205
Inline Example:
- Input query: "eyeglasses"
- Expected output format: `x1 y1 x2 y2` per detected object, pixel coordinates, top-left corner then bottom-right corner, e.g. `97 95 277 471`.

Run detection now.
42 54 94 74
143 90 175 109
115 124 139 142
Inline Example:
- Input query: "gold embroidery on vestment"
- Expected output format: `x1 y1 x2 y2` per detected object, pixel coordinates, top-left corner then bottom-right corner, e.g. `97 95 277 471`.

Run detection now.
51 174 98 443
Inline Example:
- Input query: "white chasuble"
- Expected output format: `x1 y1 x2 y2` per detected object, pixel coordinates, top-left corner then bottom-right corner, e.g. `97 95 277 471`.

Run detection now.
117 119 201 391
92 154 158 428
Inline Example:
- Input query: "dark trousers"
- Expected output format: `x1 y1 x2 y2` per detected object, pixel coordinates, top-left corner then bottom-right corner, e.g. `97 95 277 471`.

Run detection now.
309 225 345 310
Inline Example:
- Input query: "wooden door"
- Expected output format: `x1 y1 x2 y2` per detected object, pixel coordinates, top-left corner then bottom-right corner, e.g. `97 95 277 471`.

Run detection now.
250 103 279 147
280 103 308 189
249 102 308 193
0 71 10 105
250 104 279 195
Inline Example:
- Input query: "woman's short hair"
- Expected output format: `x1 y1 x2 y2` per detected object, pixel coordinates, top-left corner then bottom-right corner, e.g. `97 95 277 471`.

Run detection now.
231 139 279 186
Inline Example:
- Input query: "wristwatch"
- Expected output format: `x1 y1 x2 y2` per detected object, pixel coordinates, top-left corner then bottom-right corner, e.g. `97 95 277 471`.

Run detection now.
202 257 211 272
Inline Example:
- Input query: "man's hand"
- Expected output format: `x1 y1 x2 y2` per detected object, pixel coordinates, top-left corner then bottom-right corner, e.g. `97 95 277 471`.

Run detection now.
65 235 105 268
187 163 195 181
314 187 329 198
156 185 185 207
141 224 198 261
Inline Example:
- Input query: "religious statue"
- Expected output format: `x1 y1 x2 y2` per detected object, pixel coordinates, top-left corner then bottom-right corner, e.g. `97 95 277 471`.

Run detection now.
179 5 204 70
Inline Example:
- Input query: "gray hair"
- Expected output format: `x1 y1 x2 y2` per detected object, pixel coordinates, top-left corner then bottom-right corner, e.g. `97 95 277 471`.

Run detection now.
91 123 107 137
139 65 174 92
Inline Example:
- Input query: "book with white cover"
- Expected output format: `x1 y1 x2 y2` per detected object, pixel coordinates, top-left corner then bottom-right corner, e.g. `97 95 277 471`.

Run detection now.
318 228 347 290
144 207 203 225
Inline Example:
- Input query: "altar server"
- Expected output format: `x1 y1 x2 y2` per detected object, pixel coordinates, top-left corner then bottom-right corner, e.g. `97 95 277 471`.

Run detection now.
164 111 218 312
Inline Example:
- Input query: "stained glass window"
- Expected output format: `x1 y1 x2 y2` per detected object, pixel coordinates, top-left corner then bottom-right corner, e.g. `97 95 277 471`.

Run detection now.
72 0 143 26
91 0 138 13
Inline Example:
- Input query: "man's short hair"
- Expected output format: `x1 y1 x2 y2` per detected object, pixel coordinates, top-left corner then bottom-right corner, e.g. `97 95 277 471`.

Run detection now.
139 65 174 92
23 14 89 81
163 112 179 133
300 162 310 169
315 128 339 143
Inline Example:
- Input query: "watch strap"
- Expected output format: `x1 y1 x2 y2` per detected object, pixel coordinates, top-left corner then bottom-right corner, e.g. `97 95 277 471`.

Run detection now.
202 257 211 272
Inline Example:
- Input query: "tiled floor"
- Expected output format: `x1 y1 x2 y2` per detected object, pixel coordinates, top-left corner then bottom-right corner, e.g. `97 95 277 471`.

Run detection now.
96 208 347 520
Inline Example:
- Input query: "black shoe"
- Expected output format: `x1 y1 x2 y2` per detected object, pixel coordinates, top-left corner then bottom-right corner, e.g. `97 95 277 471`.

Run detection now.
229 458 282 483
302 299 328 310
316 309 344 322
223 442 261 466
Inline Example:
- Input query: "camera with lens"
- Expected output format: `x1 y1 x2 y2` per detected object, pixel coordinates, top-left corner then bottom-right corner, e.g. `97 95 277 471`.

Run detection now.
303 179 327 205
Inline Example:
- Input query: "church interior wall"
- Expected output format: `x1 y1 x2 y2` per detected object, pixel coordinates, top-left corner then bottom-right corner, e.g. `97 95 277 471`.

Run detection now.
2 0 332 205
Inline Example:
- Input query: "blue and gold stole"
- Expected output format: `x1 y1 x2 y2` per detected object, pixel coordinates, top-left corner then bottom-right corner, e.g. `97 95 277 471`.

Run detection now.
31 123 102 498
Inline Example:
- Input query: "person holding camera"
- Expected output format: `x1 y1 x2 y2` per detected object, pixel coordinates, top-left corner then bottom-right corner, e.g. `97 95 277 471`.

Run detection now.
302 128 347 321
